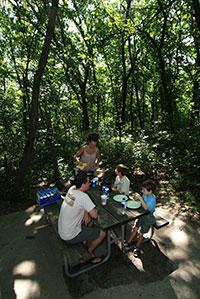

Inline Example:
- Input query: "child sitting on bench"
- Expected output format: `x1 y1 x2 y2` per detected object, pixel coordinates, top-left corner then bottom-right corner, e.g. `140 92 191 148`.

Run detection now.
125 179 156 257
112 164 130 195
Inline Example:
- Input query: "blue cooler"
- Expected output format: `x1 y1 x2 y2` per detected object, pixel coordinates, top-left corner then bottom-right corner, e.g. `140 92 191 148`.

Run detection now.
36 187 62 207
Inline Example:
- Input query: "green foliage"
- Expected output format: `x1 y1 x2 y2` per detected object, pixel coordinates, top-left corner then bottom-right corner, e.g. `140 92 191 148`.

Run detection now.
183 191 196 204
0 0 200 212
99 129 158 173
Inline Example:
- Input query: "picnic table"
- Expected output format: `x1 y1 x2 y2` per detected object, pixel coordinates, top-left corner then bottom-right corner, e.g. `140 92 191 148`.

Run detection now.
87 187 147 250
43 186 147 277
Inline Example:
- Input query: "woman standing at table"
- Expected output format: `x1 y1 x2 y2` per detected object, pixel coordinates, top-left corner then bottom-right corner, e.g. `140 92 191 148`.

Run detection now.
74 132 101 175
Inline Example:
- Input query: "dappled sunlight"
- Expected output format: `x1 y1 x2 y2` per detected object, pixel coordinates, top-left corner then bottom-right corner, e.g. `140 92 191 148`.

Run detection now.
14 279 40 299
178 260 200 282
25 205 38 214
13 261 40 299
13 261 36 277
25 213 43 226
170 228 189 246
128 253 145 272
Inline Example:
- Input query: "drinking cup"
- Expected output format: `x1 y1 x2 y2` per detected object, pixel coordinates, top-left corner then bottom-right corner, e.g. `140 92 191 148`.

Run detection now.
101 194 107 205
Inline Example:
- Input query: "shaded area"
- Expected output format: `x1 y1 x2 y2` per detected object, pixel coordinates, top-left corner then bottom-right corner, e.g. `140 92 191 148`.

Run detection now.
0 207 69 299
1 204 200 299
64 241 176 298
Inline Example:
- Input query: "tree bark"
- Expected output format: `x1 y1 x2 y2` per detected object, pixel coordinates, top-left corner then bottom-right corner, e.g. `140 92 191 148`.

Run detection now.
190 0 200 122
121 37 128 126
13 0 59 200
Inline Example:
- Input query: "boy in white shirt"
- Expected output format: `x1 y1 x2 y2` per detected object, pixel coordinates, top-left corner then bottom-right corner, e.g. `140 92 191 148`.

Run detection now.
112 164 130 195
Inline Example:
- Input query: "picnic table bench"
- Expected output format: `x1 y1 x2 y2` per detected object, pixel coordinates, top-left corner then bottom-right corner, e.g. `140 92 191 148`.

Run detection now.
43 201 115 277
142 213 169 242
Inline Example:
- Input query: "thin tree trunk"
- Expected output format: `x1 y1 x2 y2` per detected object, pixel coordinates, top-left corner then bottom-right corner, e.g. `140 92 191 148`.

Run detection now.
190 0 200 122
135 81 143 130
121 37 128 126
13 0 59 200
46 113 60 183
81 95 90 131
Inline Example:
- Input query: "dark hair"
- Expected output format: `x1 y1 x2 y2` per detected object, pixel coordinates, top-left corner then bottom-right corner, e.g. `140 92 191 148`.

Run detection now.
74 172 89 188
142 180 156 193
116 164 128 176
86 132 99 143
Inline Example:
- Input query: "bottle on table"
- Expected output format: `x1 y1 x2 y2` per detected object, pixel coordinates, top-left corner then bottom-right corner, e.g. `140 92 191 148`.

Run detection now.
91 177 99 188
104 187 109 197
121 197 127 215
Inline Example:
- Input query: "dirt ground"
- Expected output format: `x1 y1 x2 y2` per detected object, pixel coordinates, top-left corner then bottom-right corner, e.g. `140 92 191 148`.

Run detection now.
0 200 200 299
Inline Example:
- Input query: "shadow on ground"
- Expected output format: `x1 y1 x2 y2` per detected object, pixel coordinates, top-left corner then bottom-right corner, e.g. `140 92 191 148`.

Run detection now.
64 240 176 298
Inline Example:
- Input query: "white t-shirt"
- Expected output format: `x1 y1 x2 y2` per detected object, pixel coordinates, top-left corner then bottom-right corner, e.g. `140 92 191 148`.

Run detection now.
114 175 130 195
58 186 95 240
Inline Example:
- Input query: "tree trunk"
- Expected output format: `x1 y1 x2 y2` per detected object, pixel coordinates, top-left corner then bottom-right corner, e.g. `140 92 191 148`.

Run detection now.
13 0 59 200
135 80 144 130
81 95 90 131
121 37 128 126
190 0 200 122
45 113 60 183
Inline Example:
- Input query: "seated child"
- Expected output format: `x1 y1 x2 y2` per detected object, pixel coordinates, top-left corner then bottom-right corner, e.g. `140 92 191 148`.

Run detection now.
112 164 130 195
125 179 156 257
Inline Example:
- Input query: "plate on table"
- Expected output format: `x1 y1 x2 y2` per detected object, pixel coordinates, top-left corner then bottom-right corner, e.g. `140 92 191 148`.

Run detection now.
126 200 141 209
113 194 128 202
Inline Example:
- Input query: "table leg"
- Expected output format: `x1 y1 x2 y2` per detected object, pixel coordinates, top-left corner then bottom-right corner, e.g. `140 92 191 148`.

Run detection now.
121 224 125 250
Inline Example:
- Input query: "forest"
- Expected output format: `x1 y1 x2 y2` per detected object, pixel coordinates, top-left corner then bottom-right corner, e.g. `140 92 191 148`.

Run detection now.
0 0 199 216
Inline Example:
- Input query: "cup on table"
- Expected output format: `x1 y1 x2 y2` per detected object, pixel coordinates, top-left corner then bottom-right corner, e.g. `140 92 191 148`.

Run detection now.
101 194 107 206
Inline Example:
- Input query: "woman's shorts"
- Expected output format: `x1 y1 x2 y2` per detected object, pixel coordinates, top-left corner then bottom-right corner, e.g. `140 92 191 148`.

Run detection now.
136 213 156 234
66 224 101 244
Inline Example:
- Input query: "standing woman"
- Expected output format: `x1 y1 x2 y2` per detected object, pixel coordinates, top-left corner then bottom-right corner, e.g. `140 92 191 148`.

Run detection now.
74 132 101 175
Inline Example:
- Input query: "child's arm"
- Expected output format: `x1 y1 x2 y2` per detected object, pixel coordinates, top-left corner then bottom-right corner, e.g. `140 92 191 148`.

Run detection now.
112 176 120 191
133 193 148 211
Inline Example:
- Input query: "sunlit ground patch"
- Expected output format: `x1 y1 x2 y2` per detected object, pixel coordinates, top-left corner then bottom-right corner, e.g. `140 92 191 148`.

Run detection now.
13 261 40 299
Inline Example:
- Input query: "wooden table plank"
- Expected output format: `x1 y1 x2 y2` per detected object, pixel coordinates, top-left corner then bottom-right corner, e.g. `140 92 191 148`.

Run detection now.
87 188 147 225
95 204 121 230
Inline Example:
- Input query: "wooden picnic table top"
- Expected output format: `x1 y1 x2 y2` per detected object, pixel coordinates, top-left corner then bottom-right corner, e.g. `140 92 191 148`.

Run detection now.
87 187 147 229
44 186 147 233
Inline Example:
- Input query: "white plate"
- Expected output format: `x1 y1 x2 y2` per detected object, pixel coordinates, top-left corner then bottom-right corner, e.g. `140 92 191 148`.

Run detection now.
126 200 141 209
113 194 128 202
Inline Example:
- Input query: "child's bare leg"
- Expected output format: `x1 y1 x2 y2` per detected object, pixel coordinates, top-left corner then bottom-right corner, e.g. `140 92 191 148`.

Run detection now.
135 232 143 248
127 226 138 244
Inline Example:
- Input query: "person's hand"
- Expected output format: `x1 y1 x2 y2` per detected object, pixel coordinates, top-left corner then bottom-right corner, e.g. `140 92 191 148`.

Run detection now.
132 193 141 201
95 162 99 171
111 184 117 191
78 161 88 168
83 212 91 225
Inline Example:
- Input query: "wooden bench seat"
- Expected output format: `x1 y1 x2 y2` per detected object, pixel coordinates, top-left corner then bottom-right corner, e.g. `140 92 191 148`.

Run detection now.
153 215 169 229
142 214 169 242
115 213 170 245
